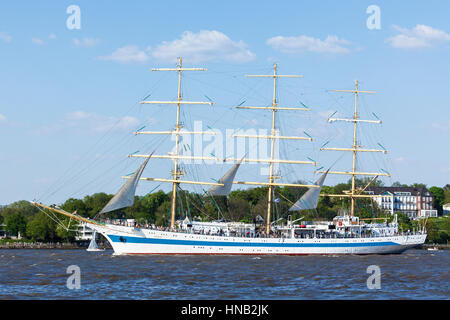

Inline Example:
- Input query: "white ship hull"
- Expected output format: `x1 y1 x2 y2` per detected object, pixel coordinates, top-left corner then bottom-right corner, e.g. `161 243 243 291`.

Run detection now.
92 224 426 255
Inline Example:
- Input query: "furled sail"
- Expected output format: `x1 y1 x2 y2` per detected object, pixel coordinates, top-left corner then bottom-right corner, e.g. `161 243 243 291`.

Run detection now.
99 155 152 214
204 160 242 196
289 170 329 211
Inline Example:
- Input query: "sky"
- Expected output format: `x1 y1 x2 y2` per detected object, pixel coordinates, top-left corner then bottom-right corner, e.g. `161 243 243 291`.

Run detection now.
0 0 449 205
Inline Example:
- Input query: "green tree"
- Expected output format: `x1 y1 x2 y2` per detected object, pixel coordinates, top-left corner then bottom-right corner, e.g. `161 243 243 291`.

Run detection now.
355 177 384 188
396 213 413 232
141 190 169 212
0 207 17 220
231 187 268 207
442 184 450 205
61 198 88 217
424 219 440 244
124 196 144 220
83 193 113 218
392 181 408 187
424 217 449 244
55 216 78 242
155 202 171 226
429 186 444 215
8 200 39 220
5 212 27 237
26 211 57 242
410 183 427 189
250 196 268 222
226 198 250 222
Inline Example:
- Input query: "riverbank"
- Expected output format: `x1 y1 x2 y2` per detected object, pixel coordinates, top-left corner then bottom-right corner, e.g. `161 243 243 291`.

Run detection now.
421 244 449 250
0 240 447 250
0 240 111 249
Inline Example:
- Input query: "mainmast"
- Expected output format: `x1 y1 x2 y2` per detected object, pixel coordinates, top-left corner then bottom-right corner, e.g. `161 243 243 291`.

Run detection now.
235 63 318 234
317 80 391 216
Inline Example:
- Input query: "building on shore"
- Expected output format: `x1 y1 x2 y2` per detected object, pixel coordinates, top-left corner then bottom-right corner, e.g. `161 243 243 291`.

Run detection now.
365 187 437 219
75 222 94 241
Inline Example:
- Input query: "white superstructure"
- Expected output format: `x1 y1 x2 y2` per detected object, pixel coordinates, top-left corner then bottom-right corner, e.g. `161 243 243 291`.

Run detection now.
86 214 426 255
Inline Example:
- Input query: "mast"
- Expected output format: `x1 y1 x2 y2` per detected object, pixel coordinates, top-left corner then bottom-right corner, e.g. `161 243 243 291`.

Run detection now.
131 57 217 229
317 80 391 216
236 63 318 234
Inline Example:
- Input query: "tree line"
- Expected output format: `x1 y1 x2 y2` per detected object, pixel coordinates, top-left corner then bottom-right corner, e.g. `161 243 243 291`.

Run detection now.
1 179 449 244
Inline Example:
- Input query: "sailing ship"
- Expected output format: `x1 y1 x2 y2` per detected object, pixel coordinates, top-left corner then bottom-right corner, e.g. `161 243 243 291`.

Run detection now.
32 58 426 255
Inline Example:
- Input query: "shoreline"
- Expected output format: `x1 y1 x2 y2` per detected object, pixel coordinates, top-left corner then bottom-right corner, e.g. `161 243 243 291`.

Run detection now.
0 241 447 250
421 244 449 250
0 241 111 249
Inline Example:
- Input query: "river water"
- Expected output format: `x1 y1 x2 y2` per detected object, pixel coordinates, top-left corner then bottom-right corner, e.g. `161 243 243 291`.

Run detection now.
0 249 448 299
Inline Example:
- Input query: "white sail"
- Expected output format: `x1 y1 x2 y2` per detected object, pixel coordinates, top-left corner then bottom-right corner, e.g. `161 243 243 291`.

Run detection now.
204 160 242 196
99 154 152 214
87 231 99 250
289 170 329 211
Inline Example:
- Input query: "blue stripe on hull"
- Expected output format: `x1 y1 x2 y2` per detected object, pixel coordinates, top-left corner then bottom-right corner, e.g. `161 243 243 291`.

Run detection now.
108 235 398 248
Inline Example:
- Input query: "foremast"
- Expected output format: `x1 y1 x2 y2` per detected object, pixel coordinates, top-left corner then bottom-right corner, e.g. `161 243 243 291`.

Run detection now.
317 80 391 216
235 63 318 234
129 57 220 229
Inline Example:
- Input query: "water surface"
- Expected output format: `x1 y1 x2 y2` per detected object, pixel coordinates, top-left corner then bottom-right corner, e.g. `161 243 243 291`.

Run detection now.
0 249 448 299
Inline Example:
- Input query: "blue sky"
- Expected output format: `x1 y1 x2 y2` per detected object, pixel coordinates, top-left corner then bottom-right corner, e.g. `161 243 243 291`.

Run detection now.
0 0 449 205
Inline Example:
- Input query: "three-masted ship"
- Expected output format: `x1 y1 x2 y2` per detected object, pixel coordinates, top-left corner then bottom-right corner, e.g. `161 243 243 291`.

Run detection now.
32 59 426 255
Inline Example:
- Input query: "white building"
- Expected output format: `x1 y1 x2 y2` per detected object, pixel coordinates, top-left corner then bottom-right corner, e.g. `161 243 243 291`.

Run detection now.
418 209 438 218
365 187 437 219
75 219 138 241
75 222 94 241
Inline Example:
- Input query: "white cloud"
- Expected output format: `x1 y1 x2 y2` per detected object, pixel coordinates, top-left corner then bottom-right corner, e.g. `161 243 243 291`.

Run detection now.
151 30 256 63
99 45 149 63
386 24 450 49
267 35 352 54
432 120 450 132
32 38 45 45
0 114 6 122
66 111 140 133
48 33 57 40
73 37 100 47
0 32 12 43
